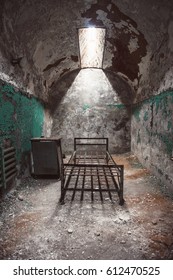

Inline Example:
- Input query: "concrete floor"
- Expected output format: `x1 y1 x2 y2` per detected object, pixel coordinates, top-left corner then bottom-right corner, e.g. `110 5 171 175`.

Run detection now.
0 153 173 260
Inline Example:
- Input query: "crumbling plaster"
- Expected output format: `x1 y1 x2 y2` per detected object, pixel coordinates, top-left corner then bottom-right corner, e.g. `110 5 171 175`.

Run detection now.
0 0 173 185
0 0 172 196
51 68 132 153
0 0 172 103
0 79 44 164
131 91 173 192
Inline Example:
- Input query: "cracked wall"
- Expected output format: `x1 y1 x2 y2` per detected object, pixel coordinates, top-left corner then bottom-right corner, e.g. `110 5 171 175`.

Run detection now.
0 0 173 193
131 91 173 191
1 0 172 103
81 0 147 83
0 80 44 165
50 69 132 153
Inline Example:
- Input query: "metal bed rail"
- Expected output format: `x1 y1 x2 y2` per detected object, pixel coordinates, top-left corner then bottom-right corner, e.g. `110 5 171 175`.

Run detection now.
74 137 109 151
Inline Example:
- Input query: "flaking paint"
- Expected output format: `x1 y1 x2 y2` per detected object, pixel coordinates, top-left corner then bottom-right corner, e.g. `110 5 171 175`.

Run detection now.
0 80 44 162
131 90 173 191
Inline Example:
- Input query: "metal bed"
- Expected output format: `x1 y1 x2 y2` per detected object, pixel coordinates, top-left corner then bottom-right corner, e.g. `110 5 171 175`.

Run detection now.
59 138 124 205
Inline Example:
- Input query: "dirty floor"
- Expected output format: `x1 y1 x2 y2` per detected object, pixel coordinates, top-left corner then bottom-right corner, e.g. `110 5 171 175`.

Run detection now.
0 153 173 260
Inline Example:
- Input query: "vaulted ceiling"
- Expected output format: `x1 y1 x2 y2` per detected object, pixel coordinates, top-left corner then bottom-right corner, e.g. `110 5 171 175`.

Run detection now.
0 0 173 103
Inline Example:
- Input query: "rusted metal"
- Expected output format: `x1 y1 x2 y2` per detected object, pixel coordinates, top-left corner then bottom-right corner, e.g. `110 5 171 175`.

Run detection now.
0 146 17 190
60 138 124 205
31 137 62 177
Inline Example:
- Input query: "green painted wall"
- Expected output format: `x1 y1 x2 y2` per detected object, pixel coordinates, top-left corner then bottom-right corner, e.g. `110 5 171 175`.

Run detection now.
0 80 44 162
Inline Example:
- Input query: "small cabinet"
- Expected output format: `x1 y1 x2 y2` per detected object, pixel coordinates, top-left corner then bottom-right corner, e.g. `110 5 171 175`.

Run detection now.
31 138 62 178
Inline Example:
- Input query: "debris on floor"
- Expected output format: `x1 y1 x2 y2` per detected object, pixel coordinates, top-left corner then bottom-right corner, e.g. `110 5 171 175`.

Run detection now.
0 153 173 260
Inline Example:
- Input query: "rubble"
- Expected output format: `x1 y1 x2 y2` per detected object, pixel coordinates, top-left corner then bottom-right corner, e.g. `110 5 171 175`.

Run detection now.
0 153 173 260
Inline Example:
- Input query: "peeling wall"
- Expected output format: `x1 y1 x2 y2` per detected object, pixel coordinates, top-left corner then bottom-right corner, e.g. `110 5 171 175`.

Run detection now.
82 0 147 83
131 91 173 191
1 0 171 102
0 80 44 164
51 69 131 153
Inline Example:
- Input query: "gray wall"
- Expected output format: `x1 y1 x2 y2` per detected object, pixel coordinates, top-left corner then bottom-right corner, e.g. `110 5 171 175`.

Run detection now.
131 91 173 192
51 69 132 153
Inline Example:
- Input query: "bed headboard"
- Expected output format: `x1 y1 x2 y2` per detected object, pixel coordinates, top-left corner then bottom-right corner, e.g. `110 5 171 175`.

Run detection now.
74 138 109 152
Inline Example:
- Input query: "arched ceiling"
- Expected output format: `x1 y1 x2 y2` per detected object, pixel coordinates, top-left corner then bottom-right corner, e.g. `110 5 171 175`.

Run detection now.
0 0 173 103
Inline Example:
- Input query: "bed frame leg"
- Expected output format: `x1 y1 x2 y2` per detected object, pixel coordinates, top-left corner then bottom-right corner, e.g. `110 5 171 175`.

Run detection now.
119 166 125 206
59 184 65 204
119 198 125 206
59 186 65 204
59 166 65 204
59 197 65 205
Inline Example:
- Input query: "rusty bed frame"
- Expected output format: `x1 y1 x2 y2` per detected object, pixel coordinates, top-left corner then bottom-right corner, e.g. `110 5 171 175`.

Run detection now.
59 138 124 205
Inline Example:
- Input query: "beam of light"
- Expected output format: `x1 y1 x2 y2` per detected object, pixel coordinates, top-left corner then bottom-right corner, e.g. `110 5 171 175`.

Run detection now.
52 68 122 153
65 69 119 107
78 27 106 69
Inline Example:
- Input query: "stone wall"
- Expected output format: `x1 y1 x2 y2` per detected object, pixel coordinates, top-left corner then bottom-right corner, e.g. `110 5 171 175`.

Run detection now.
0 79 44 165
51 69 132 153
1 0 172 103
131 91 173 191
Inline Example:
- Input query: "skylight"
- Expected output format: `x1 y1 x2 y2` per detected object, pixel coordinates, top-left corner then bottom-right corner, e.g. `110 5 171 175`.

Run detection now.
78 27 106 69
